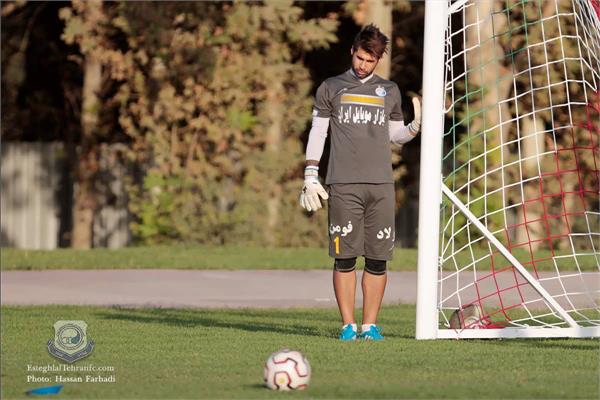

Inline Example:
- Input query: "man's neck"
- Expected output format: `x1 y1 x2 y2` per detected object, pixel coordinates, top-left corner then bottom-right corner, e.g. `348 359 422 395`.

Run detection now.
349 68 374 83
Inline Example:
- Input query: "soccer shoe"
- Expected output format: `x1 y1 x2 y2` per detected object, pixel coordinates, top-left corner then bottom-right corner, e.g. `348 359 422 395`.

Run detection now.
359 325 384 341
339 324 357 341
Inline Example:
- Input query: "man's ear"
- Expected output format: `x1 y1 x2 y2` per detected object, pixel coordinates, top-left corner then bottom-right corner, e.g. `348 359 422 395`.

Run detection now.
350 47 354 56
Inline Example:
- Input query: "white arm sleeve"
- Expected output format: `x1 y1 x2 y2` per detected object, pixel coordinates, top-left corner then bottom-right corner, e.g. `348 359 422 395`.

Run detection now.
305 116 330 161
389 120 417 144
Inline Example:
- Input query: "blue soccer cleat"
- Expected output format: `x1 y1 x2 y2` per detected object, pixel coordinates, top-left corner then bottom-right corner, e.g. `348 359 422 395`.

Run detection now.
339 324 357 341
359 325 384 341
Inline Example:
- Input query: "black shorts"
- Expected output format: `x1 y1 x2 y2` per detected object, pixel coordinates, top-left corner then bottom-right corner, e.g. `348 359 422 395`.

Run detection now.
327 183 395 261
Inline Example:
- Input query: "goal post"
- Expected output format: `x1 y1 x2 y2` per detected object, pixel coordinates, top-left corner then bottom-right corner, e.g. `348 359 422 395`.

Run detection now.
416 0 448 340
417 0 600 339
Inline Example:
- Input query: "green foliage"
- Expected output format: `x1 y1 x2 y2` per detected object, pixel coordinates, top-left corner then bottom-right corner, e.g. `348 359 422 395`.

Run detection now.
60 1 338 245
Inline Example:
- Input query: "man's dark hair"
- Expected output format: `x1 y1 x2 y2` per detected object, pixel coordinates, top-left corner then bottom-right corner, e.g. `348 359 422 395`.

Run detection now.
352 24 389 59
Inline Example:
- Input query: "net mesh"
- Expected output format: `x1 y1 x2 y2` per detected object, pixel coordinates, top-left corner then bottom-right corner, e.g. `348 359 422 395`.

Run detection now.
439 0 600 330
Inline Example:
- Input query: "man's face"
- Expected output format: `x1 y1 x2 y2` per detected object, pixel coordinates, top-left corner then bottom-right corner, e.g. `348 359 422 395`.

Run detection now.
351 47 379 79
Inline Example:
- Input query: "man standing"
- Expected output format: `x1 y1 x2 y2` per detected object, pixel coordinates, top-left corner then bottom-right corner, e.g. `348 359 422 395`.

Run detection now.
300 24 421 341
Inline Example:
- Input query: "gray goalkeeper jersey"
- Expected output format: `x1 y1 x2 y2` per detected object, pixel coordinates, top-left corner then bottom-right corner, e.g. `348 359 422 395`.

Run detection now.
313 70 404 184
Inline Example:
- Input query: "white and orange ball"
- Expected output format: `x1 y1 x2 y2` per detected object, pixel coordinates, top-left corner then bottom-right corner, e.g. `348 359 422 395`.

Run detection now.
263 349 311 391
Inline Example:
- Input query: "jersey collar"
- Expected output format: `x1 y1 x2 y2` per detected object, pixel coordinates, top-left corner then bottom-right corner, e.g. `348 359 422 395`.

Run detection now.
349 68 374 84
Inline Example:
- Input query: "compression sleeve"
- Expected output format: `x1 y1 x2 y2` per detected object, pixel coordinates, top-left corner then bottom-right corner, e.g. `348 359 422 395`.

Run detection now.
305 116 330 161
389 120 417 144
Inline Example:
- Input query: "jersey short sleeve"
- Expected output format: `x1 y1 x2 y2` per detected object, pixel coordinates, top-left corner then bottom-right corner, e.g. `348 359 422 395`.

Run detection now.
313 81 332 118
389 84 404 122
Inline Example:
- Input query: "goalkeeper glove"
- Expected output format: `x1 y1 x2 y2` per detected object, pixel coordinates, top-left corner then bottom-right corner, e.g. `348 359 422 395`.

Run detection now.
300 166 328 212
409 96 421 135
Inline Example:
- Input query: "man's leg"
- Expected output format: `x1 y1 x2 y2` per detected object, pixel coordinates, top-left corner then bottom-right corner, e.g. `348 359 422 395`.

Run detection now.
328 184 364 330
362 259 387 324
361 183 394 334
333 258 358 324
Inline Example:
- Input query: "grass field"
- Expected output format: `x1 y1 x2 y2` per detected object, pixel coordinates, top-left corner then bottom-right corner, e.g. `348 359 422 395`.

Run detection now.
2 304 598 399
1 246 414 271
2 246 596 271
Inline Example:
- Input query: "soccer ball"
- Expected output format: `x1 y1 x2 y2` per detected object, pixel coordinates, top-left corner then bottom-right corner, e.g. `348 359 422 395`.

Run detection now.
263 349 311 391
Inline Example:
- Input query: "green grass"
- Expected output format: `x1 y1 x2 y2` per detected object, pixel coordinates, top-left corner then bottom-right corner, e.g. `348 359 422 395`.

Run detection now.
0 246 416 271
2 305 598 399
2 245 596 271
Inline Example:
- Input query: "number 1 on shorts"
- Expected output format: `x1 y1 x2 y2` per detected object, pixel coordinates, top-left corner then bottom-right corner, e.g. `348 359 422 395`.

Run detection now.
334 236 340 255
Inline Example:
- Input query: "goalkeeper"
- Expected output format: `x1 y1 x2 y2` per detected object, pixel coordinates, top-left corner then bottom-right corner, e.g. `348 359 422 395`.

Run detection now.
300 24 421 341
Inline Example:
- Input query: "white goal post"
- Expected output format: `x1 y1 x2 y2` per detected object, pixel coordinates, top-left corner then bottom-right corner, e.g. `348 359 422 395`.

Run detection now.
417 0 600 339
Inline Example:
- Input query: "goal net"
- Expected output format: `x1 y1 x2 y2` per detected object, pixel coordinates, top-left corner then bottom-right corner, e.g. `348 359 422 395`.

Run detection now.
418 0 600 339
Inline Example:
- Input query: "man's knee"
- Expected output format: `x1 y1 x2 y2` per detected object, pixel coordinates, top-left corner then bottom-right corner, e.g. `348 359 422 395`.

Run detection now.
364 258 387 275
334 257 357 272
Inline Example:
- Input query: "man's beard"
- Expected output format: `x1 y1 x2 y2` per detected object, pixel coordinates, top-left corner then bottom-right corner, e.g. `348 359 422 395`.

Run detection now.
352 66 369 78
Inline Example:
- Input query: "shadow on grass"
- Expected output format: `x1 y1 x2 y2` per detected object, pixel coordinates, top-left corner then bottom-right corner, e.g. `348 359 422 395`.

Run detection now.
93 306 416 340
244 383 267 390
94 307 338 338
211 308 340 323
381 332 414 339
91 303 417 342
484 338 600 351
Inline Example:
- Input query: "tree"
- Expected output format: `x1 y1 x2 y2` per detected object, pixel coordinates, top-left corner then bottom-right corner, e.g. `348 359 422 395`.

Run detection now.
1 1 78 143
83 1 338 246
60 0 106 248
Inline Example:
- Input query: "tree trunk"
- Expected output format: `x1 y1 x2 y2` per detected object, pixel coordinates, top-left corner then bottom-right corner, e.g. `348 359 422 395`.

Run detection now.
72 0 103 249
264 69 284 246
465 1 513 233
466 0 511 150
515 116 546 250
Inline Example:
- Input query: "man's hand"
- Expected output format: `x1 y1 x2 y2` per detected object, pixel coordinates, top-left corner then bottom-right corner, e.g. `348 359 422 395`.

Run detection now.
300 166 328 212
409 96 421 135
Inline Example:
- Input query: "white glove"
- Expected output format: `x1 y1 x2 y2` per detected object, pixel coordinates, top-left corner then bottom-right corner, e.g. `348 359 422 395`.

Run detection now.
300 166 329 212
409 96 421 135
